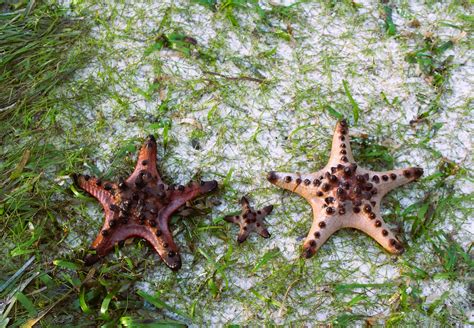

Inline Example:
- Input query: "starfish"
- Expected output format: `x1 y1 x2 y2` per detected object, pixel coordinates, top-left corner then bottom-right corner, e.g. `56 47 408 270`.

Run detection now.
74 135 218 270
267 119 423 258
224 197 273 243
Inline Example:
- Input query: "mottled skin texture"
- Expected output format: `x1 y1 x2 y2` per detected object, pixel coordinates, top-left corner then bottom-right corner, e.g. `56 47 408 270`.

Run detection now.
224 197 273 243
267 119 423 258
74 135 218 271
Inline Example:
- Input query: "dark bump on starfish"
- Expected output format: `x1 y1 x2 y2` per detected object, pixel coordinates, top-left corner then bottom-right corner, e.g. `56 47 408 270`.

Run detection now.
337 164 344 170
339 136 345 141
369 212 376 219
390 173 397 180
304 179 311 186
109 204 119 212
316 191 323 197
321 183 330 191
155 230 162 237
331 167 337 173
413 167 424 179
343 181 350 189
313 179 321 186
372 175 380 183
118 178 127 190
267 171 278 183
340 143 346 148
168 251 176 257
104 183 112 191
314 231 320 238
403 170 412 178
353 207 360 213
382 175 389 181
364 183 373 191
371 201 376 206
309 240 317 247
101 229 109 236
354 200 362 206
163 242 169 248
326 207 335 215
319 221 326 228
178 185 185 191
325 197 335 204
382 229 388 236
284 176 292 183
338 207 346 215
95 179 102 186
84 175 90 181
341 156 348 162
141 160 148 166
336 187 345 196
296 178 302 185
329 175 338 183
343 167 352 176
340 149 347 155
353 186 362 195
363 205 371 213
375 220 382 227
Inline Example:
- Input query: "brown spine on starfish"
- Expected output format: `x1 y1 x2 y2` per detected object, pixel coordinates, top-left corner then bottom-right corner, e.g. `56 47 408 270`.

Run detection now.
224 196 273 243
74 135 218 271
267 119 423 259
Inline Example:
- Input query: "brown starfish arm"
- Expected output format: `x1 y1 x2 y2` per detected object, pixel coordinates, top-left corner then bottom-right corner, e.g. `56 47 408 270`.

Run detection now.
327 119 354 167
74 174 115 212
85 223 182 270
267 171 325 201
237 228 250 243
127 135 162 185
162 180 218 220
344 213 404 254
301 203 341 258
363 167 424 197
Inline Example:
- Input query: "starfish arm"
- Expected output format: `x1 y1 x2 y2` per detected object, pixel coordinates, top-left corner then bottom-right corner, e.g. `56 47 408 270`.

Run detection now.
364 167 423 197
344 212 404 254
301 202 342 258
257 205 273 219
160 180 218 222
240 196 251 210
256 224 271 238
224 214 240 224
74 174 115 212
127 135 162 185
237 228 250 243
85 223 183 270
267 170 325 200
328 119 355 167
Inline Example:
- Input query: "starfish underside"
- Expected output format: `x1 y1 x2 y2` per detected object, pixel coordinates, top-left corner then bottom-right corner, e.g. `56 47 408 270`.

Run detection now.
224 197 273 243
267 119 423 258
75 135 218 270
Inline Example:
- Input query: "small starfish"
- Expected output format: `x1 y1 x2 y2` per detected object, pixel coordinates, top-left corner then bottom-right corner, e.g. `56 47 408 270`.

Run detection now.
224 197 273 243
267 119 423 258
74 135 218 270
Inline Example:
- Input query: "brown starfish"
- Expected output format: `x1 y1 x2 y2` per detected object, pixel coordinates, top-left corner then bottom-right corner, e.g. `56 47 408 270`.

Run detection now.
267 119 423 258
224 197 273 243
74 135 218 270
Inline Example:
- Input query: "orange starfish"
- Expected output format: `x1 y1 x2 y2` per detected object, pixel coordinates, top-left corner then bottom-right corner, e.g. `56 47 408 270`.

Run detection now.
74 135 218 270
267 119 423 258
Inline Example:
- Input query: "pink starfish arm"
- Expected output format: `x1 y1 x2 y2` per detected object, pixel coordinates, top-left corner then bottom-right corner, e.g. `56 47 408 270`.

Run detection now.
327 119 355 167
266 170 326 201
359 167 424 198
